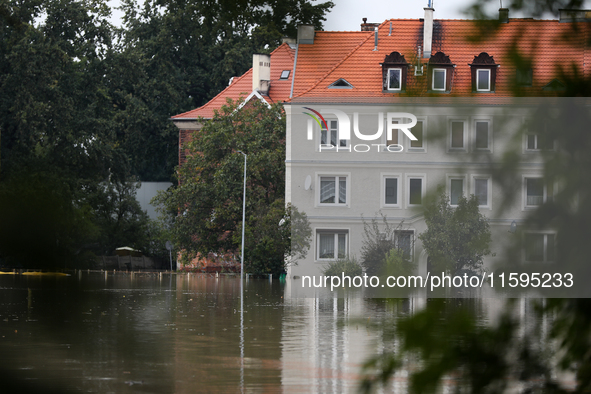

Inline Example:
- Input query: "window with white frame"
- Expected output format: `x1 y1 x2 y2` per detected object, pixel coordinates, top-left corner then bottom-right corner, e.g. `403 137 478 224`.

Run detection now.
472 176 491 208
450 120 466 150
476 69 491 91
525 133 554 151
524 233 555 262
409 120 425 150
320 120 347 148
319 175 347 205
432 68 446 91
407 176 424 206
317 230 348 260
524 177 546 207
474 120 491 150
387 68 402 91
382 175 400 207
449 178 465 206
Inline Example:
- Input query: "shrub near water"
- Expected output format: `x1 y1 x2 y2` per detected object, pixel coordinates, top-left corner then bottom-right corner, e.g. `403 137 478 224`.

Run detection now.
322 256 363 277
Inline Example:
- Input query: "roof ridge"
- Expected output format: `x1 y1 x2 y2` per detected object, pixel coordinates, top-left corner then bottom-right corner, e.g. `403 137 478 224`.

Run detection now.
172 69 253 119
291 24 382 100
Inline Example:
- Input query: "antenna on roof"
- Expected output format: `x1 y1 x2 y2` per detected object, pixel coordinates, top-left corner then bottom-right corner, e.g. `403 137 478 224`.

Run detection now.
500 0 503 8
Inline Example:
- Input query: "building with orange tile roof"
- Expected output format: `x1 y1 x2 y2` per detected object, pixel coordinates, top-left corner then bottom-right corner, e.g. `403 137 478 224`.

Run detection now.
172 6 590 282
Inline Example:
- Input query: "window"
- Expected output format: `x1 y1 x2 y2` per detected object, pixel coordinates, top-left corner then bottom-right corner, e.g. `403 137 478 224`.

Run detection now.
524 233 555 262
317 230 348 260
320 120 347 148
394 230 414 259
381 52 408 92
432 68 446 91
516 68 533 86
280 70 290 79
474 120 491 150
476 69 490 91
328 78 354 89
524 177 550 208
382 175 400 207
450 178 464 205
470 53 497 92
409 120 424 150
386 118 399 146
428 52 454 93
473 177 491 208
387 68 402 91
319 176 347 205
450 120 466 150
525 133 554 151
407 176 425 206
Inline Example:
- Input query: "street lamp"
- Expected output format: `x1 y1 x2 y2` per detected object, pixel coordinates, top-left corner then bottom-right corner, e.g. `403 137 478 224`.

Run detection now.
236 150 247 392
236 151 247 281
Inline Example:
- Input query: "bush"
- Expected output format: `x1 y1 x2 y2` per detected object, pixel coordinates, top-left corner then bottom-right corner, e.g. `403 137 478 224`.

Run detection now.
382 248 416 277
322 256 363 277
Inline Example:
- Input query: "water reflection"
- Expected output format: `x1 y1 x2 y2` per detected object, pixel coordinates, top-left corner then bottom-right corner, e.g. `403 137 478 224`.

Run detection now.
0 272 560 393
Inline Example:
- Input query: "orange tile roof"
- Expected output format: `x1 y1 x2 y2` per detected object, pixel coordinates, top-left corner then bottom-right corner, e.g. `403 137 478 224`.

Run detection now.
172 43 295 119
292 18 590 100
174 17 590 118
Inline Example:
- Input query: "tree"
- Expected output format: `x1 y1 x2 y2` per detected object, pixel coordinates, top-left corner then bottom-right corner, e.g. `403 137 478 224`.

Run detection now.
114 0 334 181
154 99 309 274
361 1 591 392
360 215 415 276
419 190 492 275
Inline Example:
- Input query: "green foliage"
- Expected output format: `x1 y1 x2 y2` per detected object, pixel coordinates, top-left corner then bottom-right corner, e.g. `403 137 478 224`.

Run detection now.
381 248 415 278
360 215 414 276
114 0 334 180
86 178 151 255
0 171 99 268
154 100 310 275
419 190 492 275
322 256 363 277
360 299 553 394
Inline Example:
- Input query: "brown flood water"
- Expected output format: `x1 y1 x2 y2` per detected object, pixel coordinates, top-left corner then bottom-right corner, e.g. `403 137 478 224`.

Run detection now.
0 271 518 393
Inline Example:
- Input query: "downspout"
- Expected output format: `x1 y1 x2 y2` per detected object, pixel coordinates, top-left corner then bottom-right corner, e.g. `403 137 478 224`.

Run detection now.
289 44 299 99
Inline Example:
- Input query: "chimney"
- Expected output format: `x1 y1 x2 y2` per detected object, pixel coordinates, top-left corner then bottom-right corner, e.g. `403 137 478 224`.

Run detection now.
297 25 315 44
252 54 270 94
559 9 591 22
361 18 380 32
499 8 509 23
281 37 296 46
423 6 434 59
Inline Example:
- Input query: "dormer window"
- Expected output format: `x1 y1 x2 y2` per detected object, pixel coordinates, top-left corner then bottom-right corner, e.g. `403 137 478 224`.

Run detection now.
428 52 454 93
328 78 354 89
470 52 498 92
381 52 409 92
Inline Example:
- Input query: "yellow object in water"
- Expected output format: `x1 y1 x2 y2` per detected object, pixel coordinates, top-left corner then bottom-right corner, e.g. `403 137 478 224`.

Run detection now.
21 272 70 276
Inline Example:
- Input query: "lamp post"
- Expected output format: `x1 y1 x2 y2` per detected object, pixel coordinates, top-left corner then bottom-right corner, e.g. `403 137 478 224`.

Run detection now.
236 151 247 279
236 150 246 393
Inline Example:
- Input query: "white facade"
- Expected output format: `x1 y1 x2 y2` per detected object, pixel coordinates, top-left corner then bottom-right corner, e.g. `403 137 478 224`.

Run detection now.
286 100 547 278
